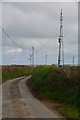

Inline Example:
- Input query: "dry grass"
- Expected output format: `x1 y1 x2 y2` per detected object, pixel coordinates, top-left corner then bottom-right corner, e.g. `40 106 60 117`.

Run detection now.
2 65 34 82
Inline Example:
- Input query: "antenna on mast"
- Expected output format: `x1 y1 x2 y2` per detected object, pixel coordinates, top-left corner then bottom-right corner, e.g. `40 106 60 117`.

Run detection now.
58 9 64 67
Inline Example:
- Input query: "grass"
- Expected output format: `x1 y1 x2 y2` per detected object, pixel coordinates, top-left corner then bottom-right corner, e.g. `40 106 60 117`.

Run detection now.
58 104 79 119
2 65 80 119
29 65 80 119
2 66 34 82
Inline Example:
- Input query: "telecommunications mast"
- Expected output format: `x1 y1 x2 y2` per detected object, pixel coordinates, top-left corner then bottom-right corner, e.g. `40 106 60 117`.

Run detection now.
58 9 64 66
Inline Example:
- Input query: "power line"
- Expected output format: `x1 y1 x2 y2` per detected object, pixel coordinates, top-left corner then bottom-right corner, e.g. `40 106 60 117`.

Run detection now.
0 26 30 51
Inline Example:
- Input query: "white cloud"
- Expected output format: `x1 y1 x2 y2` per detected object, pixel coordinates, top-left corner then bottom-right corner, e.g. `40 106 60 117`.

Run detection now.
7 48 22 53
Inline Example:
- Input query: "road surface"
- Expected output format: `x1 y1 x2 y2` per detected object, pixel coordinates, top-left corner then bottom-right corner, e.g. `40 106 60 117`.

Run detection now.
2 76 64 118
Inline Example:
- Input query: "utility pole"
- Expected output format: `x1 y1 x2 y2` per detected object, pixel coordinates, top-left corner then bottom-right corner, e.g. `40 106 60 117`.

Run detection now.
58 9 64 67
45 54 47 65
73 57 74 66
62 37 64 66
32 46 34 67
29 54 32 66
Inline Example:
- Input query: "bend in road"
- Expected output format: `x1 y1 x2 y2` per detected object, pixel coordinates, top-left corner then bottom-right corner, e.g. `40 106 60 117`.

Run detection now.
2 76 64 118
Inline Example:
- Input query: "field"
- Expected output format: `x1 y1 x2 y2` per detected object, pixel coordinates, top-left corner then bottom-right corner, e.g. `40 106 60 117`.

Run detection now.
29 65 80 119
2 65 34 83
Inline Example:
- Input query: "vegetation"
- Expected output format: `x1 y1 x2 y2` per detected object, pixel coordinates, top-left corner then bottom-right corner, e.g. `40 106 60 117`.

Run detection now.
2 65 80 119
2 66 34 82
29 65 80 119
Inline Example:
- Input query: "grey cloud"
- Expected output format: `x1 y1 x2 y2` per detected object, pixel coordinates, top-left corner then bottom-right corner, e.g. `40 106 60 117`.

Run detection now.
2 2 78 64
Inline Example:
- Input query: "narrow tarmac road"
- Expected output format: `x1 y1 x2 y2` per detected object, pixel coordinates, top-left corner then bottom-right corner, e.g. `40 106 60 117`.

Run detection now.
2 76 64 118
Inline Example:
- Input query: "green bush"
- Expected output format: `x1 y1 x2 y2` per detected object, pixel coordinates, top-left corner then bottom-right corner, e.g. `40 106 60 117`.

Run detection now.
29 66 80 118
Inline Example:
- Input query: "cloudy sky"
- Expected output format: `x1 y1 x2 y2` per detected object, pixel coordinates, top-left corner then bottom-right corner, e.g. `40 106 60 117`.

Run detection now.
1 1 78 65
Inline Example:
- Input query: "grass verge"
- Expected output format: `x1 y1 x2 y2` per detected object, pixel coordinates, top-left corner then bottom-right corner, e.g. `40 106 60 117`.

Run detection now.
29 65 80 119
57 104 79 119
